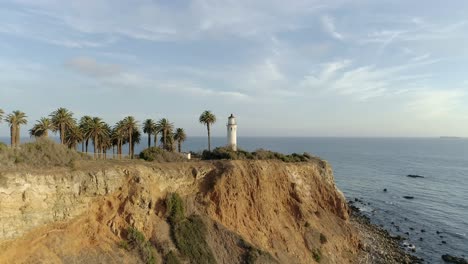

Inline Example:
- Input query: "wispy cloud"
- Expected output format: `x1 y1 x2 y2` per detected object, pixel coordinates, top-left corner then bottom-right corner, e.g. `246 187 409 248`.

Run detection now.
410 53 431 62
65 57 122 77
300 58 438 101
407 89 466 119
320 15 343 40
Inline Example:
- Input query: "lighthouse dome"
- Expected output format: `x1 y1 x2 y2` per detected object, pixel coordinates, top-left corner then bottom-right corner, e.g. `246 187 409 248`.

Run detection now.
228 114 236 125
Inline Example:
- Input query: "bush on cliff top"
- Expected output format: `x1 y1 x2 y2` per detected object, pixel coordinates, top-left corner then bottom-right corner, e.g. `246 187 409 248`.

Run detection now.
201 146 315 163
0 138 89 168
139 147 186 162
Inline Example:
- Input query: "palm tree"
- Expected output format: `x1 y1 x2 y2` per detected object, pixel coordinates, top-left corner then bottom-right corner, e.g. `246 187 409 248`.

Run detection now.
5 110 27 147
79 115 93 152
29 117 54 138
173 128 187 153
199 110 216 151
131 129 141 156
50 108 75 144
157 118 174 150
99 124 112 159
65 123 83 150
112 121 126 159
143 119 156 148
122 116 138 158
0 109 4 123
85 117 108 159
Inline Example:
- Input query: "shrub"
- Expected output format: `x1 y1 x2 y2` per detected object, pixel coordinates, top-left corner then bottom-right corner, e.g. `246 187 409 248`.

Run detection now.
165 193 216 264
172 216 216 264
319 233 327 244
0 138 89 168
312 248 321 262
126 227 157 264
165 251 181 264
166 193 185 225
118 240 130 250
201 147 314 163
0 142 7 151
139 147 186 162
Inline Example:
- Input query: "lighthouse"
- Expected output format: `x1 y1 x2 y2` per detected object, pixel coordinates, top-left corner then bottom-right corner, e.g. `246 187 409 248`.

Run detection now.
227 114 237 151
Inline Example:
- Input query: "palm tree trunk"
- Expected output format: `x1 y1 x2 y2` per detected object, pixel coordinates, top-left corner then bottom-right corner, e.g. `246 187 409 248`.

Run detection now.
207 124 211 151
81 141 84 152
94 136 98 159
178 141 181 153
154 133 158 147
163 130 167 150
119 140 122 159
128 128 133 158
85 139 89 153
147 133 151 148
10 125 15 148
16 126 20 146
60 123 65 144
45 130 48 138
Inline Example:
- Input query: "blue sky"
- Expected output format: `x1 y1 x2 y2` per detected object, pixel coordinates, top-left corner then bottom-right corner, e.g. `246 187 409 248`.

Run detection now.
1 0 468 137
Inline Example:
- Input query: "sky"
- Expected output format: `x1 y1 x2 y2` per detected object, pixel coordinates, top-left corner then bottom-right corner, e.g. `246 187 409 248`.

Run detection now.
1 0 468 137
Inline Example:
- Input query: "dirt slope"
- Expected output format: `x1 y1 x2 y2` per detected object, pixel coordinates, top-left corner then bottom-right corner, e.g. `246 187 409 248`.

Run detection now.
0 159 359 264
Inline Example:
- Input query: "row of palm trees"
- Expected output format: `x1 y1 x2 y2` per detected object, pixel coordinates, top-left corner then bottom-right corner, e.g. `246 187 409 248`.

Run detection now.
1 107 219 157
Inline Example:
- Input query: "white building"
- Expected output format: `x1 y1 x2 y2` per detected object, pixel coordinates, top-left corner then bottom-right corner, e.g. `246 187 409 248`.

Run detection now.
227 114 237 151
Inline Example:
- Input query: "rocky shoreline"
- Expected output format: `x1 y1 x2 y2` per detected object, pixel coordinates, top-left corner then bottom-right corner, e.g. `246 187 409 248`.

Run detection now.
350 202 424 264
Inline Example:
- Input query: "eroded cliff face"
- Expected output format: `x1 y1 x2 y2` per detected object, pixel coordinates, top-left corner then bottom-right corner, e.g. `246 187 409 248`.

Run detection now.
0 160 359 264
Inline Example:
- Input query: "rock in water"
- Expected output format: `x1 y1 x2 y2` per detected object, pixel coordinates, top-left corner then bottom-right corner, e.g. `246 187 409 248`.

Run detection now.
441 254 468 264
407 174 425 178
403 196 414 199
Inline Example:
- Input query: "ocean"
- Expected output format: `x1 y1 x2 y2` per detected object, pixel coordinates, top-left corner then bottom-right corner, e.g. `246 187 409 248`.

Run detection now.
2 136 467 263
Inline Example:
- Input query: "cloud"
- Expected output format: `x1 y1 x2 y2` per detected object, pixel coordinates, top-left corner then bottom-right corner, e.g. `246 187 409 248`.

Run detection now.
410 53 431 62
320 15 343 40
300 58 437 101
2 0 342 44
65 57 122 77
407 89 465 119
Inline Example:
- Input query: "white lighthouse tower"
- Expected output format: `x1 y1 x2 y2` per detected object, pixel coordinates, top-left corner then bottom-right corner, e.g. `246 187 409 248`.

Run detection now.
227 114 237 151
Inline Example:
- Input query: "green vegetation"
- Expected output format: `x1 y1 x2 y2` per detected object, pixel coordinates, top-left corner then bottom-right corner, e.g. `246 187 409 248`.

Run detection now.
126 227 158 264
173 128 187 153
50 107 75 145
4 110 28 147
139 147 186 162
320 233 328 244
312 248 322 262
157 118 174 151
199 110 216 151
165 193 185 225
0 142 7 151
29 117 54 138
173 216 216 264
118 240 130 251
0 107 188 160
202 146 316 163
143 119 157 148
165 251 181 264
165 192 216 264
0 138 89 167
239 238 277 264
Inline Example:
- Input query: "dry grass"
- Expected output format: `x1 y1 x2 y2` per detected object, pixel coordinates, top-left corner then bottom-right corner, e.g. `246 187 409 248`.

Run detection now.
0 138 90 168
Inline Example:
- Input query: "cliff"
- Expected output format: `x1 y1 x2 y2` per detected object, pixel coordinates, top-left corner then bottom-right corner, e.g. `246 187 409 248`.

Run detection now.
0 159 359 264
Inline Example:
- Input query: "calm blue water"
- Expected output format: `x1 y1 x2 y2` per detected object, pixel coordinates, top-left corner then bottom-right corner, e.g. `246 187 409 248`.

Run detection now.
2 136 467 262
